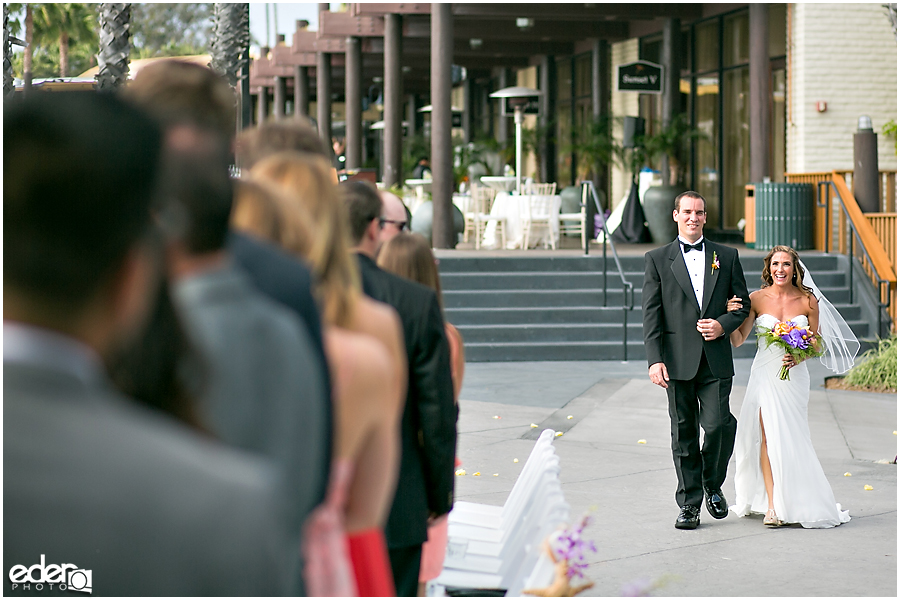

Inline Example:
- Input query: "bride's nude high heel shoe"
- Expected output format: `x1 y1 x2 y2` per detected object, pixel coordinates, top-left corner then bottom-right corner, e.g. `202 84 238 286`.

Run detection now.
764 509 784 527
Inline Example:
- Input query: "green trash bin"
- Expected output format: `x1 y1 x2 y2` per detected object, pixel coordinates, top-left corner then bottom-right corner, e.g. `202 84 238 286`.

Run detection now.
754 182 815 251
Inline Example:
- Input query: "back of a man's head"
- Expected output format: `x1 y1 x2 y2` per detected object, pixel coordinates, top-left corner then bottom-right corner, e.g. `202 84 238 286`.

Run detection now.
237 120 330 170
126 59 235 143
341 181 383 245
161 126 235 255
126 60 237 256
4 91 162 314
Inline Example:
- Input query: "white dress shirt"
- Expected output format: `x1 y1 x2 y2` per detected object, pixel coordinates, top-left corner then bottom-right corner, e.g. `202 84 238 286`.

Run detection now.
678 235 705 308
4 320 105 386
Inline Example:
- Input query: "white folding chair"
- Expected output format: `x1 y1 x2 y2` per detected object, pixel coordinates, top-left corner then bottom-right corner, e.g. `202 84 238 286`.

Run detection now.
521 194 559 250
436 430 569 594
559 191 588 248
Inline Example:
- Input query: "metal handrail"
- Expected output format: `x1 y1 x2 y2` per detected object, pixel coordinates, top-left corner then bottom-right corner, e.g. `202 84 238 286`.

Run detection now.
818 179 893 337
581 180 635 360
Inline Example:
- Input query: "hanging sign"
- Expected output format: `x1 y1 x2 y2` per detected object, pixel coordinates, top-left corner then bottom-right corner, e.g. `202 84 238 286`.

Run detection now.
616 60 664 94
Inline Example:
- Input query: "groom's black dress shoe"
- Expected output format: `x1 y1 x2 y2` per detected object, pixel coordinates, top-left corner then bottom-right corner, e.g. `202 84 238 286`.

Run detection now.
705 487 729 519
675 505 700 529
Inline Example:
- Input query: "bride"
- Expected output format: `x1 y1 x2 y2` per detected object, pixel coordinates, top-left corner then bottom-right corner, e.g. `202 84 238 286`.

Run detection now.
726 245 858 528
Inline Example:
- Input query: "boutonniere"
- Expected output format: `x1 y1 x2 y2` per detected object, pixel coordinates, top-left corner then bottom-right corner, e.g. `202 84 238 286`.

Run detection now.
711 252 720 274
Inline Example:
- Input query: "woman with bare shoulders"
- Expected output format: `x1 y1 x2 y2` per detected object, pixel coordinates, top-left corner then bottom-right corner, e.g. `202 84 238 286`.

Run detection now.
377 231 464 595
725 246 854 528
241 153 406 595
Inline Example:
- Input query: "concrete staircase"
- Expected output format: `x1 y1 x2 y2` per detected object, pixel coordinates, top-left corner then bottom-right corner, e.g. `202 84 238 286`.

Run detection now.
439 253 874 363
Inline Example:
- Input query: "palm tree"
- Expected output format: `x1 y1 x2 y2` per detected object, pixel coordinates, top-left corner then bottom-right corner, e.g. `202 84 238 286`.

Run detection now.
33 4 97 77
209 3 249 87
4 4 14 96
96 3 131 90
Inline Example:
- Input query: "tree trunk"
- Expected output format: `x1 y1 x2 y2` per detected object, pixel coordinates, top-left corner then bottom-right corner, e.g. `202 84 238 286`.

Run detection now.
3 4 14 97
96 3 132 90
59 30 69 77
24 4 33 92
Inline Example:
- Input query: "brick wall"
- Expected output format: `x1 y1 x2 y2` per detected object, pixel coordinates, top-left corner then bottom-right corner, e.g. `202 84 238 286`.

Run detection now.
788 3 897 173
610 39 640 209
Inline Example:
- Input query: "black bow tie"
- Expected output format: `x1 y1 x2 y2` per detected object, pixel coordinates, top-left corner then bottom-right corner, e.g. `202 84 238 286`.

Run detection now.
682 240 703 252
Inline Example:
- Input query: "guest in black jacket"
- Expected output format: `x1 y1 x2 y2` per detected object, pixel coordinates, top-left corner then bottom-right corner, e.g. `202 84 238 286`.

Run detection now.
342 181 457 597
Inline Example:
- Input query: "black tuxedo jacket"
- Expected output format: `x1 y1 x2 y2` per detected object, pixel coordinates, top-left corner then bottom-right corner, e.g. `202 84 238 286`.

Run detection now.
355 253 457 549
642 239 751 380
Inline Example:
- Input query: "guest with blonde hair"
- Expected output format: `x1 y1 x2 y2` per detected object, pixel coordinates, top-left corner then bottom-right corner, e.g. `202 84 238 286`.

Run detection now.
250 151 406 596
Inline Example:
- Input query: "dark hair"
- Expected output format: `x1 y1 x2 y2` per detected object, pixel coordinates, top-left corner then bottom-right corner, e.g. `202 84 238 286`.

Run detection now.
107 278 208 433
159 127 234 254
674 191 707 212
237 121 331 170
126 60 235 142
4 91 162 312
761 245 815 297
341 181 383 244
377 233 444 311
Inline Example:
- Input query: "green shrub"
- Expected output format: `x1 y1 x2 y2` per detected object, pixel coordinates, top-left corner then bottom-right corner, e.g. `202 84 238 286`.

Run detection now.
844 335 897 392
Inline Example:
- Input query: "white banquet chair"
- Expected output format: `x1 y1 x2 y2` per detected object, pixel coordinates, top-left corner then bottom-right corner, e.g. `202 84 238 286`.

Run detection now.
521 182 559 250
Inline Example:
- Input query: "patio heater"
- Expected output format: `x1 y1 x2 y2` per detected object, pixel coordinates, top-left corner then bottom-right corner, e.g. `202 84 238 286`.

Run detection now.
490 86 541 195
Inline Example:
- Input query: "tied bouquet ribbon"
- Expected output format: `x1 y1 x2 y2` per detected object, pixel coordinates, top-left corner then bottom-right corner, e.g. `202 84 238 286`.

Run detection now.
762 321 825 380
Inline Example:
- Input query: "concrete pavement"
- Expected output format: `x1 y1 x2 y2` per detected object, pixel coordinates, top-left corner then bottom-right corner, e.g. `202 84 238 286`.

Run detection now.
452 359 898 596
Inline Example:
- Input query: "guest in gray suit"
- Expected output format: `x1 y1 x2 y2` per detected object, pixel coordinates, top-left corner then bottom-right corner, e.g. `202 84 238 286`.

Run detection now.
4 92 292 596
160 124 329 595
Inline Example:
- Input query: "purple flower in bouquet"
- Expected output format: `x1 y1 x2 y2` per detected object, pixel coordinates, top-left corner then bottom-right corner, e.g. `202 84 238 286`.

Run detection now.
784 328 809 350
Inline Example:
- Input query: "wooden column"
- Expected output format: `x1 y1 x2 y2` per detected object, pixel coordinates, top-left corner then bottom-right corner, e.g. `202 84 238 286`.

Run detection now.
661 18 681 185
317 51 332 150
407 93 418 138
345 36 362 169
750 3 771 183
431 3 454 248
274 76 286 119
257 87 268 126
539 55 556 184
384 13 403 187
294 66 309 118
497 68 509 145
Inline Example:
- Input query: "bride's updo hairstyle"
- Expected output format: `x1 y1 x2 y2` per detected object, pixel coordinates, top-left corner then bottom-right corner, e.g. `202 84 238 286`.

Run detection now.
761 245 815 297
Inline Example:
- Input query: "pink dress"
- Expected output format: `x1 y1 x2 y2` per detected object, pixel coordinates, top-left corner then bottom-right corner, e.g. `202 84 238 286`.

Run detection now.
419 325 465 582
302 458 358 596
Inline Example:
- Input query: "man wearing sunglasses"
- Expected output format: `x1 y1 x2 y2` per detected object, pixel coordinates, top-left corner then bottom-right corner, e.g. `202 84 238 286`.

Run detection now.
379 191 412 244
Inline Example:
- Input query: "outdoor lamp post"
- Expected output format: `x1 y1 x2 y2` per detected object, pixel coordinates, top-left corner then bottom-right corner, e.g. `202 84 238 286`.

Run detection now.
490 86 541 195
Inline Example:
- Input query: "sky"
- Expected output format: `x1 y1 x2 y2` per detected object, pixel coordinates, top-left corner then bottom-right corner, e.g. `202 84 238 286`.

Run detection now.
249 3 325 54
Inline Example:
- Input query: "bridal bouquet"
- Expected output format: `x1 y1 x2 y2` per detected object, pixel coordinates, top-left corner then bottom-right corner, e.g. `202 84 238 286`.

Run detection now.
761 321 824 381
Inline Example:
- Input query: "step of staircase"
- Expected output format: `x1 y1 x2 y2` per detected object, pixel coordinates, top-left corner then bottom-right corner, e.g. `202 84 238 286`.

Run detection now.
438 253 873 362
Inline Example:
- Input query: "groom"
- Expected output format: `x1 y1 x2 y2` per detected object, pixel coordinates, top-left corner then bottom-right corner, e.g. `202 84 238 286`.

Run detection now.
642 191 750 529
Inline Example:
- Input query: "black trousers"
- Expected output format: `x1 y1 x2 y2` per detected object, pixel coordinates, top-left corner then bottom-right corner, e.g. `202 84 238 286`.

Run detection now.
388 544 423 597
665 351 737 509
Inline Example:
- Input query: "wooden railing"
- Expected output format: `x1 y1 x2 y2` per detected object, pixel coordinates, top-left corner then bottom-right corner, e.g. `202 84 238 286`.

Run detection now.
785 171 897 274
830 173 896 330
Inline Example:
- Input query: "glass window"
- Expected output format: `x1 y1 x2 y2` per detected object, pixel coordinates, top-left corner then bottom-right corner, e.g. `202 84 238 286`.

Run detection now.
694 74 719 227
694 20 719 73
574 54 592 98
556 105 572 186
769 4 787 58
772 67 786 182
557 58 572 101
641 37 661 65
724 12 749 67
723 67 749 229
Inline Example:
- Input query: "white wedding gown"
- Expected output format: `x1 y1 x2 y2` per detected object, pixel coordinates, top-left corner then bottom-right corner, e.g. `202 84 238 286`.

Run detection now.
731 314 850 528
